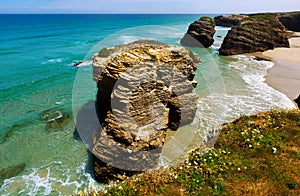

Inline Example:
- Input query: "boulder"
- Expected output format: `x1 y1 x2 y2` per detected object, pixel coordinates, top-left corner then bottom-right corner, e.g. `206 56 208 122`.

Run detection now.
219 15 289 55
214 14 248 27
180 16 216 48
92 40 200 183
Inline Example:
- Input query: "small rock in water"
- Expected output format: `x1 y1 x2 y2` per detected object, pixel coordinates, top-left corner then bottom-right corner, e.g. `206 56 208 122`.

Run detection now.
254 56 271 61
73 61 83 67
40 109 70 131
0 163 26 183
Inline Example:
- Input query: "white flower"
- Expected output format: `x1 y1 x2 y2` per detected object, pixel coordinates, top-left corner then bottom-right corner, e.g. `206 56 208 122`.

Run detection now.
272 147 277 153
249 144 253 148
237 167 241 171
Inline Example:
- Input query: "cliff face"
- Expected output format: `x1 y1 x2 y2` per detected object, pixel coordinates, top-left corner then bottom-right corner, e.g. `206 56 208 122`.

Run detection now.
277 12 300 32
92 40 200 183
219 15 289 55
214 14 248 27
180 16 216 48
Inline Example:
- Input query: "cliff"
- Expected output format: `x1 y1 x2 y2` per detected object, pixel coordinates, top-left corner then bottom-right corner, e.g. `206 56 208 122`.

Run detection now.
214 14 248 27
92 40 200 183
219 15 289 55
277 12 300 32
180 16 216 48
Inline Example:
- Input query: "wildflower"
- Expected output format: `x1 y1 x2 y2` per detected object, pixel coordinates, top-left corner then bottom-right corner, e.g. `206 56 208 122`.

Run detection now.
272 147 277 153
237 167 241 171
249 144 253 148
118 186 123 190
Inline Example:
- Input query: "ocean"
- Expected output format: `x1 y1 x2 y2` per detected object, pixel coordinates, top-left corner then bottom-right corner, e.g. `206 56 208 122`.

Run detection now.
0 14 295 195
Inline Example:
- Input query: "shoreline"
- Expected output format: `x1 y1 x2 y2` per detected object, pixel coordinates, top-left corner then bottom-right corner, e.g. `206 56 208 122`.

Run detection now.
263 32 300 101
246 32 300 102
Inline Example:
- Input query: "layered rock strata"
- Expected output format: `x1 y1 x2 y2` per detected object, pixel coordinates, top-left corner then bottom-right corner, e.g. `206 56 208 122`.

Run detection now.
214 14 248 27
180 16 216 48
92 40 200 183
219 15 289 55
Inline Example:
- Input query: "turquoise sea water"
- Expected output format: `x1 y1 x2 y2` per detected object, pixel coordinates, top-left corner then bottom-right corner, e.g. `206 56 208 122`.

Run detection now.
0 14 295 195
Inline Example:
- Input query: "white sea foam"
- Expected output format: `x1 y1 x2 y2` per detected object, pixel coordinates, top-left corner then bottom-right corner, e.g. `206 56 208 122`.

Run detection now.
229 55 295 109
215 26 232 31
74 60 93 67
42 58 63 65
0 161 98 196
118 35 147 44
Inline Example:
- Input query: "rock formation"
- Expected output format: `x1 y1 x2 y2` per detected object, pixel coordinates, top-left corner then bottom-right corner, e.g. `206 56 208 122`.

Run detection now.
180 16 216 48
214 14 248 27
40 109 70 131
92 40 200 183
219 15 289 55
277 12 300 32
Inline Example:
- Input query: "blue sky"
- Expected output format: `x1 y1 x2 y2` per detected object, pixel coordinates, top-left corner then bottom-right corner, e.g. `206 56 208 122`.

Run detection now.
1 0 300 14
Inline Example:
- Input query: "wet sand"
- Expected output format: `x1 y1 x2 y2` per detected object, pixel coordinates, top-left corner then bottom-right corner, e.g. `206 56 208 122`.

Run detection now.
263 32 300 100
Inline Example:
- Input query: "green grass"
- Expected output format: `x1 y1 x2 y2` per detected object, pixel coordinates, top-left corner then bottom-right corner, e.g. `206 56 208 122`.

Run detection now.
75 109 300 195
200 16 215 26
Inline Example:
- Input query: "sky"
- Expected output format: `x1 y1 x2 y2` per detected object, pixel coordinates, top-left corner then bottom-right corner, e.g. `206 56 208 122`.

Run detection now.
0 0 300 14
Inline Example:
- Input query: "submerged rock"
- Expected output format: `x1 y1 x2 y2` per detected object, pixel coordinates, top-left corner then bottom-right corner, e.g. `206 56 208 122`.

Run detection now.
219 15 289 55
0 163 26 183
214 14 248 27
40 109 70 131
180 16 216 48
0 121 31 144
92 40 200 183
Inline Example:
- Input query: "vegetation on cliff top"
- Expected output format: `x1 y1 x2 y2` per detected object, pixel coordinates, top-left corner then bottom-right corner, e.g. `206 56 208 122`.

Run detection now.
75 109 300 195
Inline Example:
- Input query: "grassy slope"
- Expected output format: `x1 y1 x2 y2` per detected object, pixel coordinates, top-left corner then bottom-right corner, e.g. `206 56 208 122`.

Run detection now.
77 109 300 195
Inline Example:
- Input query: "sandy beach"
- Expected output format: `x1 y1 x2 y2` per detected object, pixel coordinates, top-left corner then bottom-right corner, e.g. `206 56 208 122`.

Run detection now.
262 32 300 100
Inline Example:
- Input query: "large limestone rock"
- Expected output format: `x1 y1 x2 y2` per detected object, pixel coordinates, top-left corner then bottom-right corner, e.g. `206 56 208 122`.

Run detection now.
92 40 200 183
180 16 216 48
219 15 289 55
214 14 248 27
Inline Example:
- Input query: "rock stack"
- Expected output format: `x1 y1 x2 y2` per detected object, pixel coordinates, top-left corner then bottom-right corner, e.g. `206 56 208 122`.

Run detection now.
180 16 216 48
92 40 200 183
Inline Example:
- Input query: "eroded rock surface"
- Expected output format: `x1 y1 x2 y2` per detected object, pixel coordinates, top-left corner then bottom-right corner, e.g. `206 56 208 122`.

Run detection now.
180 16 216 48
214 14 248 27
92 40 200 183
277 12 300 32
219 15 289 55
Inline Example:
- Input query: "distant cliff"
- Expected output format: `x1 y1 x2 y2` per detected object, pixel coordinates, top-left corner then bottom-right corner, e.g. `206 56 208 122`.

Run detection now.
214 14 248 27
276 12 300 32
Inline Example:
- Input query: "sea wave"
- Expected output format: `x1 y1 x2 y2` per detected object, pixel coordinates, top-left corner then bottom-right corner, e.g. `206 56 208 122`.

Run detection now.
7 34 62 42
0 161 97 196
42 58 63 65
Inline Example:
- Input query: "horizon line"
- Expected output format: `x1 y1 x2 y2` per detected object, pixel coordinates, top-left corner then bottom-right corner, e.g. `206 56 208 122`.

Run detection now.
0 10 298 15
